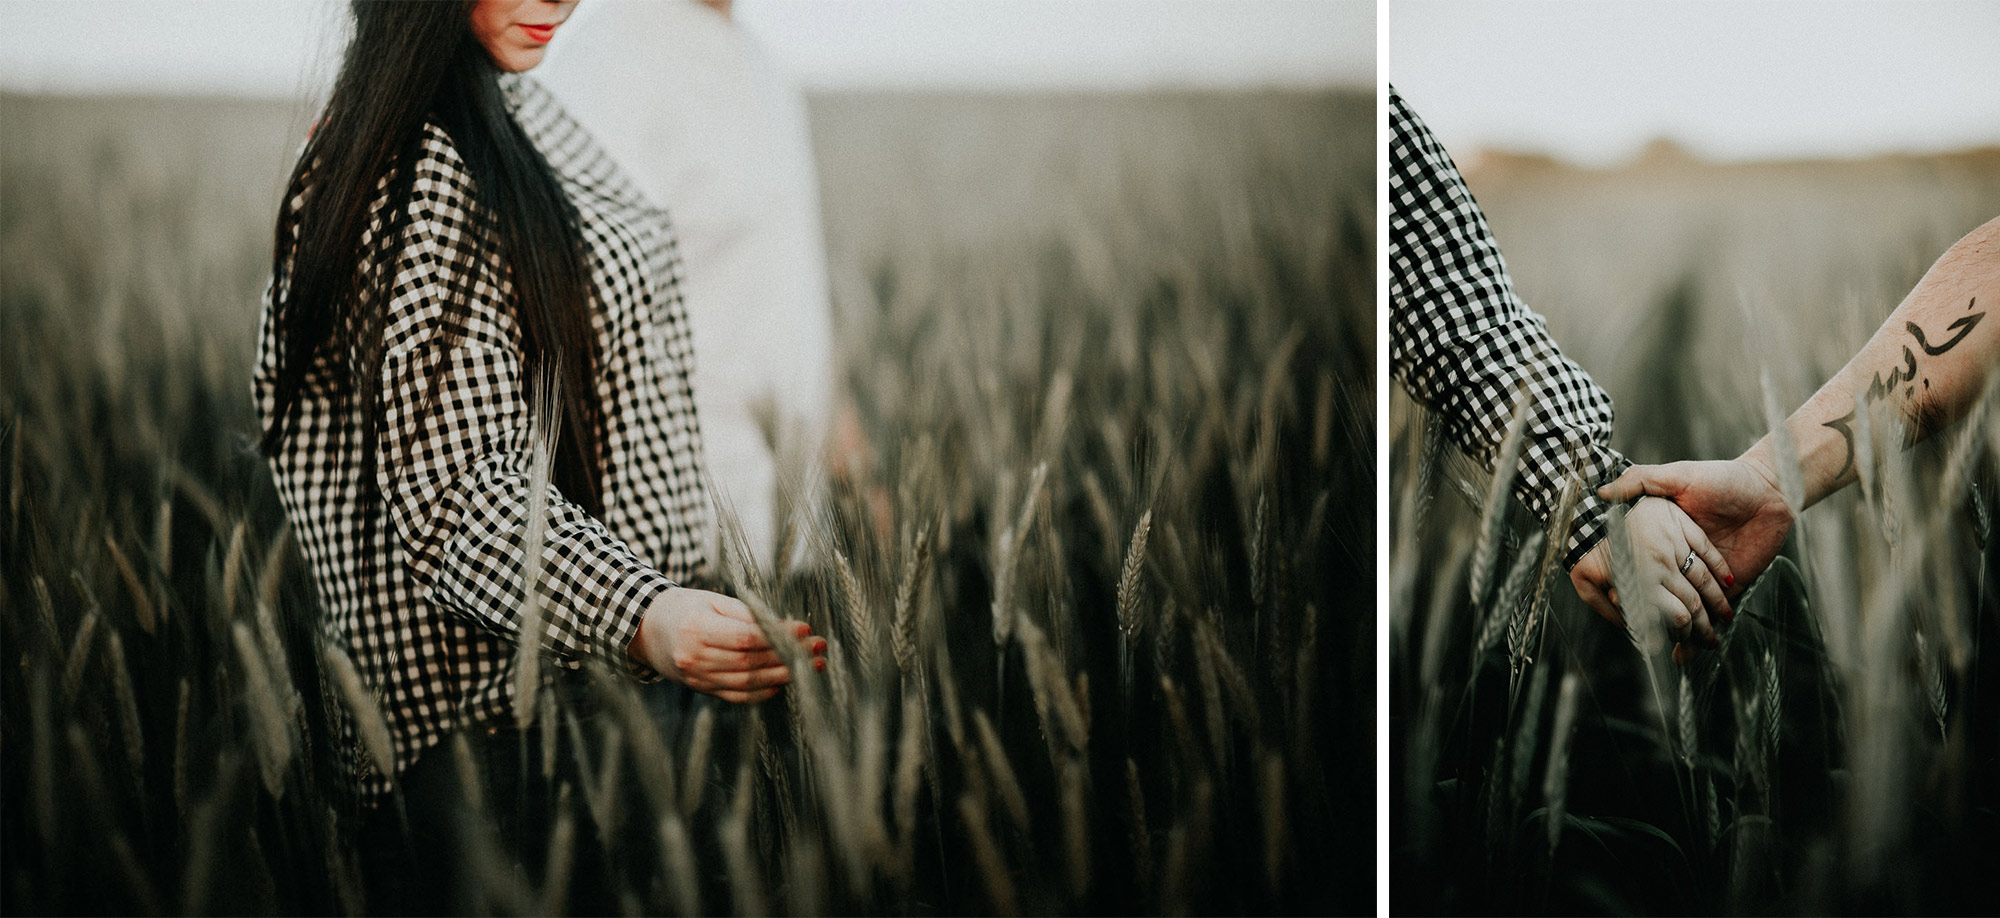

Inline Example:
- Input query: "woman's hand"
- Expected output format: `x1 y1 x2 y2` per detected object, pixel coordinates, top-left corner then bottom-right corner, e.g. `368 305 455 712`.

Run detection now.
1570 497 1736 665
627 587 826 703
1599 456 1792 603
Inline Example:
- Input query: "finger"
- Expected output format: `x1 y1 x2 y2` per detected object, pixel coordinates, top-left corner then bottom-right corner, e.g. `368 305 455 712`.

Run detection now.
1568 548 1624 627
711 686 783 705
708 595 756 623
707 600 813 642
1673 640 1701 666
1683 572 1720 650
1597 464 1689 503
1662 570 1705 638
1676 515 1738 598
1574 577 1624 627
1682 557 1732 634
1657 580 1700 645
697 647 786 671
709 664 794 692
700 616 775 653
689 663 791 692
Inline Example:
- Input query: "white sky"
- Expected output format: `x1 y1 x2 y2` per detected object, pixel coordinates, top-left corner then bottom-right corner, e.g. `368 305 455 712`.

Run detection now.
2 0 1373 96
1392 0 2000 166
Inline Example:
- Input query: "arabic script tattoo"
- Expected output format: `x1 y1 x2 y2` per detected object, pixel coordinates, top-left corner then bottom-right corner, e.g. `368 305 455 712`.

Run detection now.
1822 298 1985 480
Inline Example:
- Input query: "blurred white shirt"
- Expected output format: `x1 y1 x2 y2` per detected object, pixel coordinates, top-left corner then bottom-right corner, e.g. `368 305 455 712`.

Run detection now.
540 0 835 570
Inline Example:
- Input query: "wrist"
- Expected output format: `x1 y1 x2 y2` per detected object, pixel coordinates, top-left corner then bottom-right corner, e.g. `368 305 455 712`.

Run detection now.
1735 441 1784 497
626 604 653 662
624 583 682 679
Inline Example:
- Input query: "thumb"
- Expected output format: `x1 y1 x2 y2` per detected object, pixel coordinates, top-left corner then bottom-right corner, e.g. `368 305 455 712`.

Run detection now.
1598 463 1688 503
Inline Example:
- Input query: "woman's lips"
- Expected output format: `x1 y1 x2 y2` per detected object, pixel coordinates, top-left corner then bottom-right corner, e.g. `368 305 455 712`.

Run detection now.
519 23 557 44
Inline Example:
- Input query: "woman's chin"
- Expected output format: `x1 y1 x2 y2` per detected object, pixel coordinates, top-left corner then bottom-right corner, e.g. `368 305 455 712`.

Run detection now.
492 46 548 73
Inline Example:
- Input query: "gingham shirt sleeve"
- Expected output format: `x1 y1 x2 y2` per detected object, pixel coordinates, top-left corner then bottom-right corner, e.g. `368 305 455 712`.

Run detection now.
1388 88 1629 568
371 125 676 667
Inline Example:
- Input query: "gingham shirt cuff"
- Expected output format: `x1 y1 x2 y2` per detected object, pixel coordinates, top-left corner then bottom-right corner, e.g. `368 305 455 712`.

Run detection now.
1562 452 1633 569
602 568 678 682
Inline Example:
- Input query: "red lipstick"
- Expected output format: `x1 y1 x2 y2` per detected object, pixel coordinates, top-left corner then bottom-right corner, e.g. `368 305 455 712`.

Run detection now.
519 23 556 44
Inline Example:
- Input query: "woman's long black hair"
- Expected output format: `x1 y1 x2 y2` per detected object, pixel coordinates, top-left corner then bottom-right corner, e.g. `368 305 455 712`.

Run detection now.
261 0 606 516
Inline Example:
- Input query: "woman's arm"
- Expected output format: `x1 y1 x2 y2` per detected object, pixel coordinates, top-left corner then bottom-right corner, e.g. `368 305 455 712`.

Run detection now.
1389 88 1631 571
373 125 817 695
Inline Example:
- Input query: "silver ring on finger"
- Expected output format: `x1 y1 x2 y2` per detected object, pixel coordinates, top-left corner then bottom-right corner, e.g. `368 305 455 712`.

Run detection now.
1679 551 1696 575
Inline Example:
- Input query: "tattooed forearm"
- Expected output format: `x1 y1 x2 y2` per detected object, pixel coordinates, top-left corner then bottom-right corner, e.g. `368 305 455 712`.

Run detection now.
1909 309 1984 356
1823 408 1858 480
1821 297 1985 480
1860 345 1918 403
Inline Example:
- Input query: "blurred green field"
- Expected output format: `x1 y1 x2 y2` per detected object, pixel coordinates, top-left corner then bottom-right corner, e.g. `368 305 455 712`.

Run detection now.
1 88 1372 915
1391 148 2000 913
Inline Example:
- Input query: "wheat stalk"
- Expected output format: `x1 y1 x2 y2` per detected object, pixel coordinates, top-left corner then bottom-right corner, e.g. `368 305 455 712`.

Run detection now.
1468 388 1533 605
1117 509 1152 637
219 519 247 617
958 792 1018 915
656 811 702 917
720 758 768 917
1248 491 1268 610
892 689 929 887
102 532 156 636
788 837 829 916
29 574 62 664
1543 671 1581 855
850 704 893 894
101 629 144 781
173 677 191 815
512 373 560 731
591 722 627 851
1195 618 1259 734
1192 616 1229 772
323 645 395 782
539 784 577 915
891 525 932 676
972 708 1031 831
834 549 878 676
1061 755 1091 897
1292 602 1318 763
1017 619 1088 754
225 621 291 797
1081 469 1122 570
990 524 1019 650
1126 756 1152 894
62 604 101 703
1259 748 1286 893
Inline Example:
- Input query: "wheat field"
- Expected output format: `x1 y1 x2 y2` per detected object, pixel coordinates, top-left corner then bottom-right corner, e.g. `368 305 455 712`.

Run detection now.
0 88 1372 915
1391 149 2000 914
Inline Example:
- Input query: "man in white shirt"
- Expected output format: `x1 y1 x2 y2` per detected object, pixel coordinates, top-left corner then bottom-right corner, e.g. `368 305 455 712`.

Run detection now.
540 0 836 570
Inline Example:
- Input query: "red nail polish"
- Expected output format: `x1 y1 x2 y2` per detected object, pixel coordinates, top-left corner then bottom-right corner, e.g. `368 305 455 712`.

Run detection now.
814 638 827 654
796 623 811 637
814 657 826 671
1725 575 1736 588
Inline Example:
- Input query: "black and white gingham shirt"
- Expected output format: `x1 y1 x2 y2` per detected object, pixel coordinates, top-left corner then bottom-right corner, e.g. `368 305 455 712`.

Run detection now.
254 76 710 803
1390 88 1629 568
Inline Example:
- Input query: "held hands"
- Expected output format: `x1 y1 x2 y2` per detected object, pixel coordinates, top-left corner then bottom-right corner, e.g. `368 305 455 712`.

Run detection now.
1597 454 1795 603
1569 496 1736 665
627 587 827 703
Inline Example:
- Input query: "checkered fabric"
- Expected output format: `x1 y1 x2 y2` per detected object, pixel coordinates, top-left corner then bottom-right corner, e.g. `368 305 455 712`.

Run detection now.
254 75 710 805
1389 87 1629 569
